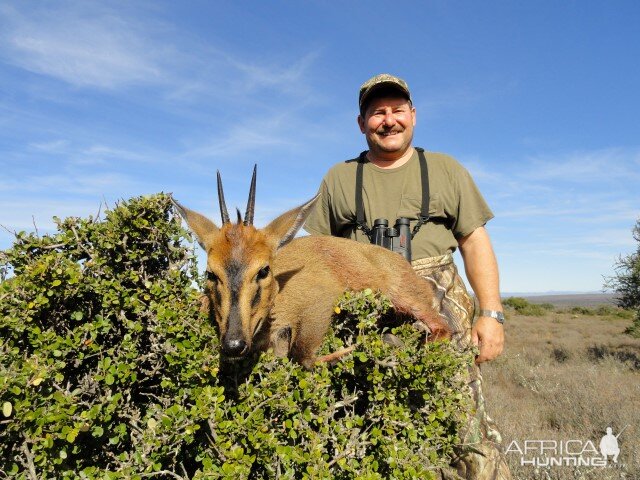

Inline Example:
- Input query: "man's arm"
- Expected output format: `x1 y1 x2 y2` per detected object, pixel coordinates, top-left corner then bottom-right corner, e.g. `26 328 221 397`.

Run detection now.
458 226 504 363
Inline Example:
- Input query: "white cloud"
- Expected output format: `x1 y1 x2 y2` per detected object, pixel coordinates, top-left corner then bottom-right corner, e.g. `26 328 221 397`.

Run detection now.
0 2 320 102
0 171 136 196
79 145 152 163
523 147 640 183
227 51 319 96
0 2 167 89
29 139 70 153
181 117 299 161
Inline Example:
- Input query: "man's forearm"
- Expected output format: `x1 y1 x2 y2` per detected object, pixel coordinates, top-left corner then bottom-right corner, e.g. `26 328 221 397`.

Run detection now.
459 226 505 363
458 227 502 311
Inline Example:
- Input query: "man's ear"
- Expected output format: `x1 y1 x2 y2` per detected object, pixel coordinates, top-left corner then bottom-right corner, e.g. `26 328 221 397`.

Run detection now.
263 195 320 250
171 196 218 250
357 114 366 133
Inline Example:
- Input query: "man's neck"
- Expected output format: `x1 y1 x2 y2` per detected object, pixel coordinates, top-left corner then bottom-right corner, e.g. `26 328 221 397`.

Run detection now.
367 147 415 169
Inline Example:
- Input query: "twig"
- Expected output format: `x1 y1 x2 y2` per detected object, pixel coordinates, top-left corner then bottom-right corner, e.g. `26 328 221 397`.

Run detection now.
21 439 38 480
101 195 111 212
332 394 359 409
327 428 366 467
180 462 189 479
242 397 276 426
95 201 103 221
207 420 228 462
316 346 356 364
70 225 95 261
31 216 39 239
374 359 399 368
140 471 184 479
39 243 67 250
0 223 17 236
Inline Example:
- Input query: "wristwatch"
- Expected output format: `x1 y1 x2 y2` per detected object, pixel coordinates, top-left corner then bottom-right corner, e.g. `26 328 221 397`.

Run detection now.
478 309 505 324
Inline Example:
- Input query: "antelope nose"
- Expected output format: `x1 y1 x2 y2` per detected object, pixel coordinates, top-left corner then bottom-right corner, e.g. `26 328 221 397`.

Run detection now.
222 338 248 357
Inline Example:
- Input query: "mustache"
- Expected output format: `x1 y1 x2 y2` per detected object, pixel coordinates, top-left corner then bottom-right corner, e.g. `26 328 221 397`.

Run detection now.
376 126 403 134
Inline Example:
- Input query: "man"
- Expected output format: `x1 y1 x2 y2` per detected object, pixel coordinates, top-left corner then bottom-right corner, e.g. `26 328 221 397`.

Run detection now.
304 73 510 479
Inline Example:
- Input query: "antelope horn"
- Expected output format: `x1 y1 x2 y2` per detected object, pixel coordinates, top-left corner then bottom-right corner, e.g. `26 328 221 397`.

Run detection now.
217 171 230 224
244 164 257 226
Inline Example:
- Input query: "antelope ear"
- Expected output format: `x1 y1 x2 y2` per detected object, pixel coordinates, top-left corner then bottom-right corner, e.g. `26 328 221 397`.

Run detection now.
171 196 219 250
264 194 320 250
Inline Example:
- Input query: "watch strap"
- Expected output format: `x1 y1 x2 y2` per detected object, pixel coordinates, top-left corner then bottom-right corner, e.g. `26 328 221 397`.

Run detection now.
478 309 505 324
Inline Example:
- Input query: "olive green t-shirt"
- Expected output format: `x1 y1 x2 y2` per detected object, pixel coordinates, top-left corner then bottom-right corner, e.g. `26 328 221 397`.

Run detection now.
303 149 494 260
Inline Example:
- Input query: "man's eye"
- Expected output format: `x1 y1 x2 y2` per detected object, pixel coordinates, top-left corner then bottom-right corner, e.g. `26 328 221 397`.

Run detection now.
256 266 270 281
206 271 219 283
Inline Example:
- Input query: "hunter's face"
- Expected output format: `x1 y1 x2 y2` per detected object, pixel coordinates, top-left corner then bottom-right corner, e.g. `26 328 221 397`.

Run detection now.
358 95 416 158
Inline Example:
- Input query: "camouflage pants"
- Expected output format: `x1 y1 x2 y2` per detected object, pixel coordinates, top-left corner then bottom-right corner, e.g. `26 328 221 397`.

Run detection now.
412 254 511 480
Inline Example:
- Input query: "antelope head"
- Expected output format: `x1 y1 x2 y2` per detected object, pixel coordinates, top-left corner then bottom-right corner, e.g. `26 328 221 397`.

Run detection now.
172 166 318 360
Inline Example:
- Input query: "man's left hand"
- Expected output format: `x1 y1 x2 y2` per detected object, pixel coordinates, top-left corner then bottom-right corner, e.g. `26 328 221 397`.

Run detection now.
471 316 504 364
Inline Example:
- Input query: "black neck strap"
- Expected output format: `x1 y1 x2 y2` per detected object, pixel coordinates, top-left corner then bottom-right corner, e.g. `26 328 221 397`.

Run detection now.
355 151 370 236
355 147 430 240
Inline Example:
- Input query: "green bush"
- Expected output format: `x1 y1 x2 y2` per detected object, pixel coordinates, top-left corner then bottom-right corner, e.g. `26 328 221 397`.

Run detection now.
502 297 546 316
593 304 636 320
569 306 595 315
624 310 640 338
566 305 635 318
603 218 640 337
0 194 472 479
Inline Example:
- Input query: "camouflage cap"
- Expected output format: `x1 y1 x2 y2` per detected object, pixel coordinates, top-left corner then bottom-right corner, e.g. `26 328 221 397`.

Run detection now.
358 73 412 113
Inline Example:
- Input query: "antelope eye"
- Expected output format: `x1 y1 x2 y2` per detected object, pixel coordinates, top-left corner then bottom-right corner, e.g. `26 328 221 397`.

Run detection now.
206 270 219 283
256 265 270 281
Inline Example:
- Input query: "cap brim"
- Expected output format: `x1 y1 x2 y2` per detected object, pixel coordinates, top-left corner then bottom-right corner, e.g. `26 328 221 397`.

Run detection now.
359 82 411 109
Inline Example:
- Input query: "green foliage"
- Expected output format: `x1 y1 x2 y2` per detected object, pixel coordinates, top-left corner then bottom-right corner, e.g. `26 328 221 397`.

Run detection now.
565 305 633 317
625 312 640 338
594 305 634 319
502 297 547 316
569 306 594 315
604 218 640 337
0 194 472 478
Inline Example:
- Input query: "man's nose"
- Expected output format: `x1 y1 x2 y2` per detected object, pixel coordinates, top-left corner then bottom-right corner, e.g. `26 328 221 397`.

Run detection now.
382 111 396 126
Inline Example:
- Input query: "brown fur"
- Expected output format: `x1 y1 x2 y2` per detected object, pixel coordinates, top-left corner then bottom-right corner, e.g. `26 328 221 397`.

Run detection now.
173 194 450 369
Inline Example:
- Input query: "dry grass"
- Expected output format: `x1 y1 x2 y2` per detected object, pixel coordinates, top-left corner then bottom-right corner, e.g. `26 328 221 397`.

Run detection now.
482 308 640 479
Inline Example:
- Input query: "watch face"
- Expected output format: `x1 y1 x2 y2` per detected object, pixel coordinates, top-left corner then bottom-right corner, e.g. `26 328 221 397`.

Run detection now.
480 310 504 324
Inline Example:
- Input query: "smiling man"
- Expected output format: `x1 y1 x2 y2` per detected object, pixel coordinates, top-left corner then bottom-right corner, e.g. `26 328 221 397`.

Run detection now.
304 73 511 479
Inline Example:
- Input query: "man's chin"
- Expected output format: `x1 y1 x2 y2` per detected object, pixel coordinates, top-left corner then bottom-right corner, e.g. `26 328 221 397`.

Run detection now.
375 142 406 154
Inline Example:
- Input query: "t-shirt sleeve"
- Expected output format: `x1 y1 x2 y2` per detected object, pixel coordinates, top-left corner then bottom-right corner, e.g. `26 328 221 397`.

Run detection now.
303 179 332 236
452 165 494 239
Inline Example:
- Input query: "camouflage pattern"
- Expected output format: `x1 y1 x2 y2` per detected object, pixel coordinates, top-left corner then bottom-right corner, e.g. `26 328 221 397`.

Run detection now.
358 73 412 111
413 254 511 480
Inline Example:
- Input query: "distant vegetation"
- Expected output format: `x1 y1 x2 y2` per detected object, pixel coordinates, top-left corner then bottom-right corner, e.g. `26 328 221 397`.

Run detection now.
502 297 554 316
604 218 640 338
502 296 633 320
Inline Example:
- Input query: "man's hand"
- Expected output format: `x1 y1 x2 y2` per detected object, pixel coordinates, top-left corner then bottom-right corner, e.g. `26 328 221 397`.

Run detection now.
471 315 504 364
458 227 505 363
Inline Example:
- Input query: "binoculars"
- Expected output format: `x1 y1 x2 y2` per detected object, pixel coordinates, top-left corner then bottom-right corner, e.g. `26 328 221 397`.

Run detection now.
371 217 412 262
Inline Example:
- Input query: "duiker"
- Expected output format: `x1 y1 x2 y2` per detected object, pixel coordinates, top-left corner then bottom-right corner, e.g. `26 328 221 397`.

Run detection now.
172 167 449 368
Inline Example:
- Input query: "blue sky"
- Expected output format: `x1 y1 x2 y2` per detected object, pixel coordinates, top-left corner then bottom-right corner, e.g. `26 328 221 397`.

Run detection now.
1 1 638 294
